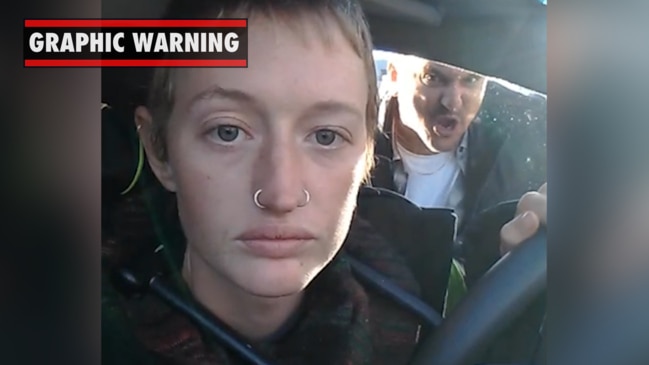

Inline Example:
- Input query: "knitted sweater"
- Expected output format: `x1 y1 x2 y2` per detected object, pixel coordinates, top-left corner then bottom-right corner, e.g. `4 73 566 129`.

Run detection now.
102 215 425 365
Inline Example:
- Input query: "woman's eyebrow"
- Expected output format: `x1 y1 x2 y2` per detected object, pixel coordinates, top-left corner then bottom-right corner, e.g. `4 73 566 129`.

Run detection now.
302 100 364 120
185 85 260 112
184 87 363 123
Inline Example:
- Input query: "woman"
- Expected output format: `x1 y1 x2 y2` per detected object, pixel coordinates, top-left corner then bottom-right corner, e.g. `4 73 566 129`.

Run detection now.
102 1 546 364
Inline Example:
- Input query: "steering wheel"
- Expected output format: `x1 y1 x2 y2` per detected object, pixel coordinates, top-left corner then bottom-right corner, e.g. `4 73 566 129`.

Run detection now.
409 227 546 365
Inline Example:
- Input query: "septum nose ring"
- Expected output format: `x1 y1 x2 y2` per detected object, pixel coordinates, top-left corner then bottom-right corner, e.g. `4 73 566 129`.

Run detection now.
253 189 310 209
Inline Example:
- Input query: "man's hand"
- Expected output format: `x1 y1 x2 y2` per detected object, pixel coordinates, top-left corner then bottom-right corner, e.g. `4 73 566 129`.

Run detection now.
500 183 547 255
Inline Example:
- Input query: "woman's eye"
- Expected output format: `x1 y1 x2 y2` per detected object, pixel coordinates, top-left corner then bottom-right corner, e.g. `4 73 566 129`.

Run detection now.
208 125 246 143
314 129 338 146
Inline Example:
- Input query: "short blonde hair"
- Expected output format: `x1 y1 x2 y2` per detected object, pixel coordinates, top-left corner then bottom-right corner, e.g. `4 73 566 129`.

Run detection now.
146 0 378 177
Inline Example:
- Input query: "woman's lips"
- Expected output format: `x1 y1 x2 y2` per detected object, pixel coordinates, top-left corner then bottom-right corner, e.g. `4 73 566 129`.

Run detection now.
240 239 310 259
235 226 315 259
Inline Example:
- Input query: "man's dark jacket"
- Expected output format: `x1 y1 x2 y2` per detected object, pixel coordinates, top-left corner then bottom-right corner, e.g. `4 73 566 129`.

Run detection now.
367 80 547 363
369 79 547 279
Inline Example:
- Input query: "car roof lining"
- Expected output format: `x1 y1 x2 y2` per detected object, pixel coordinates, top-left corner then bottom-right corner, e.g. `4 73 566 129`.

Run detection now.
101 0 546 107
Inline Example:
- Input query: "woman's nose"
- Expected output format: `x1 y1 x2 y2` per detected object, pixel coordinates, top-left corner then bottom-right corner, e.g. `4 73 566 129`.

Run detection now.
252 141 305 213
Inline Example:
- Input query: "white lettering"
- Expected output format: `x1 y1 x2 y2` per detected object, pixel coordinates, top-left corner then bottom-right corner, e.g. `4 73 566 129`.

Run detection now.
208 33 222 52
76 33 89 52
29 32 44 52
90 32 103 52
105 33 112 52
46 33 59 52
128 32 243 53
201 33 207 52
60 33 75 52
225 33 239 52
153 34 168 53
132 33 153 52
169 33 183 52
113 32 125 52
185 33 198 52
26 32 131 53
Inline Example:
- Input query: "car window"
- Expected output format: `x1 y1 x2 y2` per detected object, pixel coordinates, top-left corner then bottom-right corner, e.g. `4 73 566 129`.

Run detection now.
372 49 546 97
373 48 547 202
372 48 547 126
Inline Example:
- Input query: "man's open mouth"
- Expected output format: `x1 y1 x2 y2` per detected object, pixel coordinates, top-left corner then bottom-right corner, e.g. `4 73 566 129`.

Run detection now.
431 116 459 136
439 117 457 128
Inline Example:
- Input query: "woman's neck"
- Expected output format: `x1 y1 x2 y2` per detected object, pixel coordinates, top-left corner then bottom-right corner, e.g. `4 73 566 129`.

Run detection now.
182 249 304 342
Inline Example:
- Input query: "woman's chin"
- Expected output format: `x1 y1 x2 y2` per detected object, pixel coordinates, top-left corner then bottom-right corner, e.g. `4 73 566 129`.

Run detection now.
232 259 316 298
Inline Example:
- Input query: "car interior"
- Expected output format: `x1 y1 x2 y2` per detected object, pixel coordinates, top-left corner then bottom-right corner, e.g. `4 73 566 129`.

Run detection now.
101 1 548 365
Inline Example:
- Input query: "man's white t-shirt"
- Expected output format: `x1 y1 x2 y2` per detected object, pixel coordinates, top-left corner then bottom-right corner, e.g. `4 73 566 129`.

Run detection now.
396 141 462 210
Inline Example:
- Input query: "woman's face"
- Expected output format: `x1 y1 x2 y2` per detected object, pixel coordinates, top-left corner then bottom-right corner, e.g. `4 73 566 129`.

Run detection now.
140 15 369 298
